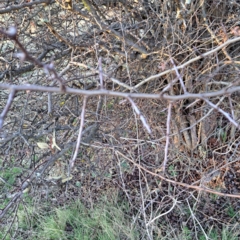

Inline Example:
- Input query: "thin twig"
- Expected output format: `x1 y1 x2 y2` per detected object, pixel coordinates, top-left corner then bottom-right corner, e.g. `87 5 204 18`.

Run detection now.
98 57 104 89
162 102 172 172
71 33 240 91
187 199 209 240
134 37 240 89
203 97 240 129
0 89 15 129
69 96 88 169
170 58 187 94
71 61 132 90
146 196 178 226
116 150 240 199
128 97 151 134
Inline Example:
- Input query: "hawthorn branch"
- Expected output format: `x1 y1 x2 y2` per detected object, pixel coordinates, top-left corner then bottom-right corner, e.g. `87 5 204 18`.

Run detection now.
1 83 240 101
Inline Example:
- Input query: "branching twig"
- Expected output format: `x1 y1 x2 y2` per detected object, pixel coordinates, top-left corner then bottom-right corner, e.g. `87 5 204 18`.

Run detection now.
0 27 66 91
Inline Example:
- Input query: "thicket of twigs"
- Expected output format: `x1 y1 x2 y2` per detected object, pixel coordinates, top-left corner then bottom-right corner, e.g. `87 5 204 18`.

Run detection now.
1 0 240 239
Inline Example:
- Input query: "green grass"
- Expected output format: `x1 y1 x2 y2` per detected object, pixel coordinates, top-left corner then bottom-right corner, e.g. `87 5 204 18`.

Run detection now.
0 166 23 209
199 227 239 240
0 167 22 186
15 196 138 240
227 205 236 218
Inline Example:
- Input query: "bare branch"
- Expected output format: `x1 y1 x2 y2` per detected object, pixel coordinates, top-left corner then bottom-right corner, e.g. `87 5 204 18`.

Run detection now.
1 83 240 102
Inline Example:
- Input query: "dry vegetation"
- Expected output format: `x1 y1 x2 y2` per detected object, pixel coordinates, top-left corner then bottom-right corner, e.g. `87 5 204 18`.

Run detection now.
0 0 240 239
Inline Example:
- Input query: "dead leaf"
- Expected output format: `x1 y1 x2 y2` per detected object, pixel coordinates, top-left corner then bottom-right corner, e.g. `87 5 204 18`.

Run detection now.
62 174 73 183
37 142 49 149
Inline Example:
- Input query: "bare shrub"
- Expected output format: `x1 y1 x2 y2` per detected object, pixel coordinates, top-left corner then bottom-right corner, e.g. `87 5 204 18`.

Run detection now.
1 0 240 239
